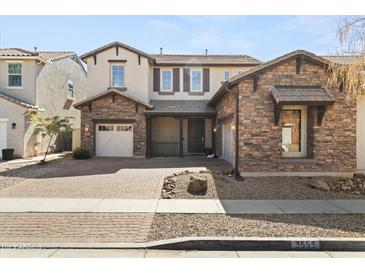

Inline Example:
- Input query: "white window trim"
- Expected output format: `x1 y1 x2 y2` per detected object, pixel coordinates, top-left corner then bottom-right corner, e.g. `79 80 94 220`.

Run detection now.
223 71 230 81
7 62 23 88
190 68 202 92
281 105 307 158
110 63 126 88
67 79 74 99
160 69 173 92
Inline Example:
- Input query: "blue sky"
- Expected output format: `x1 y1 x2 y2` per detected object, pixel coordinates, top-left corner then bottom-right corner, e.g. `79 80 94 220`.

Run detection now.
0 16 346 61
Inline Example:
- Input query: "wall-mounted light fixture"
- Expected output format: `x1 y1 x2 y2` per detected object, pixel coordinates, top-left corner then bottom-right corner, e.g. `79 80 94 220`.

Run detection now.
213 127 217 133
84 125 89 133
231 124 236 130
11 123 16 129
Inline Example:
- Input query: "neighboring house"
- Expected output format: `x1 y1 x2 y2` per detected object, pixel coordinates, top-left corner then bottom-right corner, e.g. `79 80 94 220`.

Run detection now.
75 41 364 175
74 42 260 158
0 48 87 158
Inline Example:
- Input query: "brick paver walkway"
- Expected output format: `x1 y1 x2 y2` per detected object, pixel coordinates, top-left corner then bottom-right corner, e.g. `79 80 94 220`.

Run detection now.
0 213 154 243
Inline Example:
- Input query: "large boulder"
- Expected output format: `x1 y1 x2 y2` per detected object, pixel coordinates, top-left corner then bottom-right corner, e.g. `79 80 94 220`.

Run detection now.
309 179 331 191
187 174 208 194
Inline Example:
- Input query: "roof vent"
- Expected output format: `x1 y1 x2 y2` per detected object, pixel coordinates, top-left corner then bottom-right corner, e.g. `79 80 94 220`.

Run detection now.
205 49 208 56
160 47 163 56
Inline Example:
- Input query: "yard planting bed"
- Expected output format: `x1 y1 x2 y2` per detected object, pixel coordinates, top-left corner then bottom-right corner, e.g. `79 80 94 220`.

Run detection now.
148 213 365 241
161 170 365 200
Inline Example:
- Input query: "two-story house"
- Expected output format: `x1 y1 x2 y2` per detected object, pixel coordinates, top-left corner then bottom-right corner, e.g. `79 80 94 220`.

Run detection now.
74 41 260 158
75 41 365 176
0 48 87 158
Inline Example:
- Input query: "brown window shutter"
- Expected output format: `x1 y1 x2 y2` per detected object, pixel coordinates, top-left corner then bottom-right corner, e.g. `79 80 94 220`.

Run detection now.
203 68 210 92
153 68 160 92
183 68 190 92
173 68 180 92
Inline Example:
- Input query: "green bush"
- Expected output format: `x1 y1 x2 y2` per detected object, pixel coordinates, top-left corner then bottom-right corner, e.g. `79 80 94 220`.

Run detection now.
2 149 14 160
72 147 91 160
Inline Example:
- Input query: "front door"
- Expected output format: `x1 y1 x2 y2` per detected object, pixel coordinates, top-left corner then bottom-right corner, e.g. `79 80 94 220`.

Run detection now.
188 118 205 153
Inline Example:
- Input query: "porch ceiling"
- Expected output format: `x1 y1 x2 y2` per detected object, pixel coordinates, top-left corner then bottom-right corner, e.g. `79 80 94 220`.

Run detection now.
145 100 216 116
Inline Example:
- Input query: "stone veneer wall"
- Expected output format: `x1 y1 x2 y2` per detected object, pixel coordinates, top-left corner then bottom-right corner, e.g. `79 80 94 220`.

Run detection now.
217 58 356 172
80 94 146 157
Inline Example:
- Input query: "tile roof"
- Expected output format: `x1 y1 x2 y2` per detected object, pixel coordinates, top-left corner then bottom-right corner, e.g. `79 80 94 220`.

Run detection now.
0 92 42 110
74 89 154 109
0 48 76 62
145 100 216 114
152 54 261 65
271 86 336 105
321 55 365 65
208 50 329 106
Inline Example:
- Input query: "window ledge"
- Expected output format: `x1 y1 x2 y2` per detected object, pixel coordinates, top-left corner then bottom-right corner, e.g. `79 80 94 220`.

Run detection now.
108 86 127 91
189 91 205 96
5 86 22 90
278 158 317 165
158 91 174 95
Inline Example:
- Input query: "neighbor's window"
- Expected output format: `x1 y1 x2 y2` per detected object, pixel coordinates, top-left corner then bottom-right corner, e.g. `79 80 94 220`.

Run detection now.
161 69 172 91
67 80 74 98
224 71 230 81
281 106 307 158
111 64 125 87
191 69 202 92
8 63 22 87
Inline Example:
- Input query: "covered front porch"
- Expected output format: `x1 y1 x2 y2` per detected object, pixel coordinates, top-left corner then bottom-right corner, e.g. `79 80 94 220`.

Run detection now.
145 100 216 158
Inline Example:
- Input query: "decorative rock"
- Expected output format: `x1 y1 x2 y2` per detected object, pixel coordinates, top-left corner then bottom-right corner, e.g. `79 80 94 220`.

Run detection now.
187 174 208 194
309 179 331 191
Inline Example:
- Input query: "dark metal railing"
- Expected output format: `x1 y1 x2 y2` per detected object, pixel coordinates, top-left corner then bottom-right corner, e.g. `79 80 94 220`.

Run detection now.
151 142 179 156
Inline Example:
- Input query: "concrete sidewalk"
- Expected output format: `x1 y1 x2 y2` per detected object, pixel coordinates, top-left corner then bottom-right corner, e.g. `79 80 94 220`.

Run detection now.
1 198 365 214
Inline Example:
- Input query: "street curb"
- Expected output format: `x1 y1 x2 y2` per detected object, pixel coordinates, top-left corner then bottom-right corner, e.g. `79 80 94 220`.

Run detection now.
1 237 365 251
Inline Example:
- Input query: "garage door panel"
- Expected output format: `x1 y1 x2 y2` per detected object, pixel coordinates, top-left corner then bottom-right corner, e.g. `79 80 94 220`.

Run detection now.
96 124 133 157
222 121 234 165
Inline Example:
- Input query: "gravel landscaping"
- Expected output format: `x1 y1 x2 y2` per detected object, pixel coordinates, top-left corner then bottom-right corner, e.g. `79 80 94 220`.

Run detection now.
161 170 365 200
0 154 75 191
148 213 365 241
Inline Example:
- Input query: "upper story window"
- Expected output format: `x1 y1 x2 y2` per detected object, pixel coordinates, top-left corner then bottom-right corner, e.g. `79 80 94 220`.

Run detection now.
161 69 172 92
224 71 230 81
191 69 202 92
111 64 125 87
67 80 74 99
8 63 22 87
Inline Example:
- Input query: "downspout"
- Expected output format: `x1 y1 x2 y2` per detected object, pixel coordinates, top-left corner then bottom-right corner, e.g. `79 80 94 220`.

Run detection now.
234 85 242 180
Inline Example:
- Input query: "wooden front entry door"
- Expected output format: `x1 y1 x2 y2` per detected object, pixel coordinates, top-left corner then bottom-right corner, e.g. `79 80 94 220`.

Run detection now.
188 118 205 153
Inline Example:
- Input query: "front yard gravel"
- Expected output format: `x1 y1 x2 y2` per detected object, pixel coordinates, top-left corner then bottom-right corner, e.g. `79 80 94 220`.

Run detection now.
0 155 75 191
147 213 365 241
163 172 365 199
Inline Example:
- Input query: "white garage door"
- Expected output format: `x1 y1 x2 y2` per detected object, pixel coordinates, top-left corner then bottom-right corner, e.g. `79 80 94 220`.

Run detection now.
0 120 7 159
96 124 133 157
222 121 234 165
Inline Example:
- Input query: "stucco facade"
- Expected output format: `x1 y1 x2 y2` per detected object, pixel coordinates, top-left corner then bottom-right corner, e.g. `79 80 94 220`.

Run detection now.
0 50 87 157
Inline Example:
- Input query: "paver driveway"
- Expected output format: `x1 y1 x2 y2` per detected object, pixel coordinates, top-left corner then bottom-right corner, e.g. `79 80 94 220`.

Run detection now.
0 157 230 199
0 157 230 243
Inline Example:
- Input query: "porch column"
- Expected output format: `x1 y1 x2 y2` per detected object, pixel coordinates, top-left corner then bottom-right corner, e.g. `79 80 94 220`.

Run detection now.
179 117 184 158
146 116 152 158
211 117 216 154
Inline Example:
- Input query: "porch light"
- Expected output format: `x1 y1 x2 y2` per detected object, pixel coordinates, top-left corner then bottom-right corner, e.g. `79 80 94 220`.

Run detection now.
231 125 235 130
213 127 217 133
11 123 16 129
84 126 89 133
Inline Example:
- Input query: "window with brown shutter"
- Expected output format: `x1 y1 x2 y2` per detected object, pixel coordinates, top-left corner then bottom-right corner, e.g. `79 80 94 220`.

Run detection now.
183 68 190 92
173 68 180 92
203 68 210 92
153 68 160 92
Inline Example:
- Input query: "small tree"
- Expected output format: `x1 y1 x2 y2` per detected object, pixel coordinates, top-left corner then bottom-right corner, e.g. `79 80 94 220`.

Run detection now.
328 16 365 101
31 114 73 163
